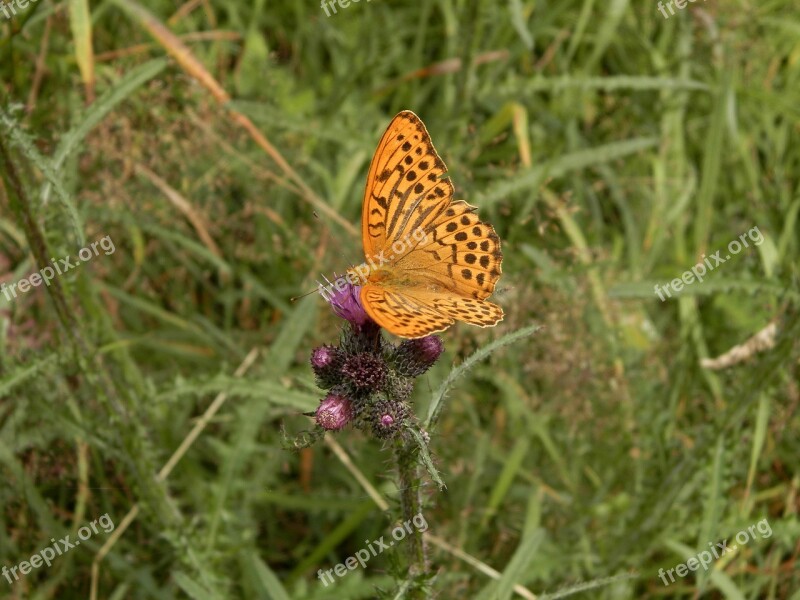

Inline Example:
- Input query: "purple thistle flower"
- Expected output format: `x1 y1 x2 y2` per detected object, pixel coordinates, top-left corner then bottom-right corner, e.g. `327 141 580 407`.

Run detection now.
326 282 371 327
393 335 445 377
315 393 353 431
301 282 441 444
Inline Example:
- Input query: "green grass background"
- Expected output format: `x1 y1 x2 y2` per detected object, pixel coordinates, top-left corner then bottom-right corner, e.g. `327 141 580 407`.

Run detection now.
1 0 799 598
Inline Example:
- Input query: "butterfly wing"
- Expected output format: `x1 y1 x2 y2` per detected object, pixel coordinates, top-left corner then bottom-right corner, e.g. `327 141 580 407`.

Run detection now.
360 286 455 338
360 285 503 339
392 199 502 301
359 110 504 339
361 111 454 259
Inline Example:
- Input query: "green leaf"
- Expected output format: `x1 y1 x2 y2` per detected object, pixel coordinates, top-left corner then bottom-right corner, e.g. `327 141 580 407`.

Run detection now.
0 354 57 397
425 324 542 429
1 110 85 245
407 426 445 490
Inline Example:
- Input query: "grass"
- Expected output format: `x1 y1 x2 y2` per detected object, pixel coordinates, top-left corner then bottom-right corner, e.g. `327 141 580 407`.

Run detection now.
1 0 799 598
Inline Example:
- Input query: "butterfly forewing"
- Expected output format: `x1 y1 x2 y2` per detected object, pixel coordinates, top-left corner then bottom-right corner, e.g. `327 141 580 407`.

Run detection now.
362 111 454 259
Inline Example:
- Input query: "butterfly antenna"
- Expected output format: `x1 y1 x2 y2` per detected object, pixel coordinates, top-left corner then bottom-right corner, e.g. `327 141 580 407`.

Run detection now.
295 214 358 304
290 274 337 303
290 287 320 303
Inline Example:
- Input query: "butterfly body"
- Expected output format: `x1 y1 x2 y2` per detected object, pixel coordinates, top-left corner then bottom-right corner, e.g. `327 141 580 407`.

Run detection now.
363 267 401 286
353 111 504 339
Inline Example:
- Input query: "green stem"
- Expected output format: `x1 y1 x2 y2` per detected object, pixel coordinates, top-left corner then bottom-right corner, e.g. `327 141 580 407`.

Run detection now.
394 435 429 598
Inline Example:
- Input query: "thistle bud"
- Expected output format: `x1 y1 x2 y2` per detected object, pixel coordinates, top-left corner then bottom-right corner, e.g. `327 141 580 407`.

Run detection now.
392 335 444 377
310 345 342 388
386 371 414 402
370 398 409 439
315 393 353 431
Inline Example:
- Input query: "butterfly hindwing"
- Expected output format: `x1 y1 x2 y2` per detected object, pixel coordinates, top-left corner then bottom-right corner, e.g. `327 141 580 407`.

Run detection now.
360 286 455 338
360 285 504 339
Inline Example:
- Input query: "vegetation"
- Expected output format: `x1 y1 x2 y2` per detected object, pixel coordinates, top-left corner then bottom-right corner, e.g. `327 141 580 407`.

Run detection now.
1 0 798 598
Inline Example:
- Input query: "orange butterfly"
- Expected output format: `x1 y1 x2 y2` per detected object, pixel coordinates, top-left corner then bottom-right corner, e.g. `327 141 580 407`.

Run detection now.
347 111 504 338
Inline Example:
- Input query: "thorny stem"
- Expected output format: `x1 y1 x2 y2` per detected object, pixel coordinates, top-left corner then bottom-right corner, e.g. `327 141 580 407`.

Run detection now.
394 435 429 598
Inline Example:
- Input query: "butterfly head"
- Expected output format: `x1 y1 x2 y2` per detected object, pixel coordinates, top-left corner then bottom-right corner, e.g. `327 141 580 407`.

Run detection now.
344 264 370 286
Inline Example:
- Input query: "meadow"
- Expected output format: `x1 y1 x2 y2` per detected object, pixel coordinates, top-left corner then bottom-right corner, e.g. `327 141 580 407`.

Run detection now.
1 0 798 598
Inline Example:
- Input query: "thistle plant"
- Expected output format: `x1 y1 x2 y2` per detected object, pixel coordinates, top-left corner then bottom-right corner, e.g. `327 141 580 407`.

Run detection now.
309 283 443 440
289 282 444 596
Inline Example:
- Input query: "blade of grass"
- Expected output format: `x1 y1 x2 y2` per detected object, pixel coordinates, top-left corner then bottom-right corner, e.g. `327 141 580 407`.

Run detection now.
240 553 292 600
475 528 544 600
52 58 168 169
68 0 95 102
696 437 726 590
479 436 530 531
478 137 659 206
693 74 730 257
743 394 770 511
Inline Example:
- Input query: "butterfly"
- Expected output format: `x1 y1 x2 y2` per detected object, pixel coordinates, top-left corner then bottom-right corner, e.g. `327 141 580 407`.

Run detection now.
348 110 504 338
